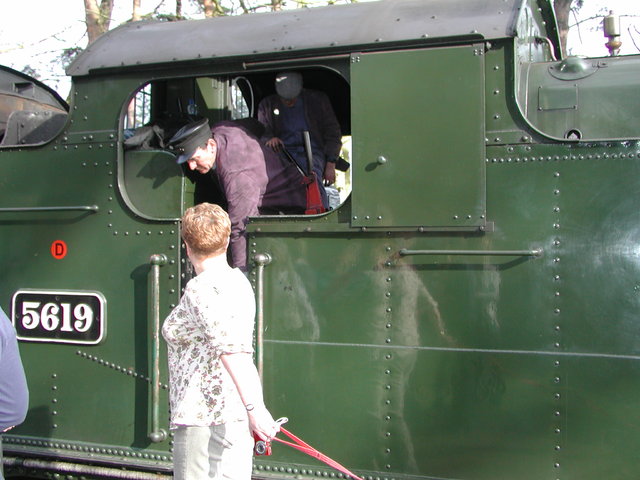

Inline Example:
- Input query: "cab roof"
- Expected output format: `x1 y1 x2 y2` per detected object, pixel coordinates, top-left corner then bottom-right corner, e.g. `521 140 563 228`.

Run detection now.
68 0 559 77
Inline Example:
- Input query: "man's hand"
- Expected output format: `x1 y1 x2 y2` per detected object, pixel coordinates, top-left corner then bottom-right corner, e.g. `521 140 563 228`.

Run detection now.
266 137 284 151
324 161 336 185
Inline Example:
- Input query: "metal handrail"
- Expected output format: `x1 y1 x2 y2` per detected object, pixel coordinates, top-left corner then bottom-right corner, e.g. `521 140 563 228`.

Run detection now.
148 254 168 443
399 248 543 257
253 253 272 382
0 205 99 213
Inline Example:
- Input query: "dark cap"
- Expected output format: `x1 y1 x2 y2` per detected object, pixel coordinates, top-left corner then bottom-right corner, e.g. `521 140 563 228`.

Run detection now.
275 71 303 100
167 118 212 164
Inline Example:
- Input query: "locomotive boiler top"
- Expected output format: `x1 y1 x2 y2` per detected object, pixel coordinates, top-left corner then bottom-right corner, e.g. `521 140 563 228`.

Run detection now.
67 0 561 77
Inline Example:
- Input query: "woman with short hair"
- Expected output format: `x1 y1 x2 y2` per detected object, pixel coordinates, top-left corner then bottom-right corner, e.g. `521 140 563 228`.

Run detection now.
162 202 280 479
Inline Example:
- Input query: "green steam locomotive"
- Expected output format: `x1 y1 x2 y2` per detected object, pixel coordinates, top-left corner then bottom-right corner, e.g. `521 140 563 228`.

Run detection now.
2 0 640 478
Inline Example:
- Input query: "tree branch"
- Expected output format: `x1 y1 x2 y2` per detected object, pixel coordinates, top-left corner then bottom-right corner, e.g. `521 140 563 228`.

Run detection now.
629 25 640 53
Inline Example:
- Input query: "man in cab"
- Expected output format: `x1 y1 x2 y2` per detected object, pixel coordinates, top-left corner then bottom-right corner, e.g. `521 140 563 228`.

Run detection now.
168 118 306 270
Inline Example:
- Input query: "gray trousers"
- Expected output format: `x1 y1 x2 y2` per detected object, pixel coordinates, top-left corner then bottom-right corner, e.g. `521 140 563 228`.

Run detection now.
172 421 253 480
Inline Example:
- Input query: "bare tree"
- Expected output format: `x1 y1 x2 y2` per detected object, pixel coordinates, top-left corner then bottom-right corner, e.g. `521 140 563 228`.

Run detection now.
554 0 584 57
630 25 640 53
84 0 115 44
206 0 226 16
132 0 142 21
190 0 225 16
192 0 357 17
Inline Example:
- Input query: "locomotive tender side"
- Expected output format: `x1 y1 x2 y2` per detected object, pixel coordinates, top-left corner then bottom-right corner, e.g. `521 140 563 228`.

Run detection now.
1 0 640 479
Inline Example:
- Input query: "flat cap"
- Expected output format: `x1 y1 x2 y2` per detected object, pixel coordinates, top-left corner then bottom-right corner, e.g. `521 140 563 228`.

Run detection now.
167 118 212 164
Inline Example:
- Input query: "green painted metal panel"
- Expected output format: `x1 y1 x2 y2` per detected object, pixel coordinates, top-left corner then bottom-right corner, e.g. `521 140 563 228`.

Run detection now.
485 145 640 478
521 55 640 140
122 149 184 219
561 357 640 479
351 46 486 229
251 228 559 479
252 231 555 478
487 146 640 357
0 143 179 469
538 84 578 110
552 156 640 356
249 141 640 479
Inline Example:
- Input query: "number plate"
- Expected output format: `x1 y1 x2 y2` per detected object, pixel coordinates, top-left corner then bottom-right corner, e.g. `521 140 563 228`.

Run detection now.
12 290 106 344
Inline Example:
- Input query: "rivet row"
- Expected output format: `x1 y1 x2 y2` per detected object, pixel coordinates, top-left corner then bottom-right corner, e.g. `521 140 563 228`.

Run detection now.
4 438 171 461
76 350 168 389
487 152 638 163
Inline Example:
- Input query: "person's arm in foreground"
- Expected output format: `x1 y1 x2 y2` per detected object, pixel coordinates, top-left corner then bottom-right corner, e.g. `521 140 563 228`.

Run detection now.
0 307 29 432
221 352 280 441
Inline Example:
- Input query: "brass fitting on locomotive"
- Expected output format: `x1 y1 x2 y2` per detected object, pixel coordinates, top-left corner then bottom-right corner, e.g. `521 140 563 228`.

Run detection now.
603 11 621 56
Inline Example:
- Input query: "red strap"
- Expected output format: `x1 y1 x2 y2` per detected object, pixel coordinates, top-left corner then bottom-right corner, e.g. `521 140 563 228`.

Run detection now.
273 427 364 480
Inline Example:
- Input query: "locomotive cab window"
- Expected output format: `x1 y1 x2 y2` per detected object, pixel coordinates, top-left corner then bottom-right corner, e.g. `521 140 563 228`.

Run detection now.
120 69 351 220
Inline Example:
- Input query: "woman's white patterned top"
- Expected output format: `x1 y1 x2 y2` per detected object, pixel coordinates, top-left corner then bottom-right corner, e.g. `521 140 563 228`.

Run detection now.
162 266 255 428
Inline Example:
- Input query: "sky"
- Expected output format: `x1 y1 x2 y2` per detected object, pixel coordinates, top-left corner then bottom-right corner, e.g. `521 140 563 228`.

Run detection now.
0 0 638 98
0 0 200 93
565 0 639 56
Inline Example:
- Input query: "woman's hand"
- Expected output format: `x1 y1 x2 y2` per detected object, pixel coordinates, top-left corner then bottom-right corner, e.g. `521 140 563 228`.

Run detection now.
247 405 281 441
220 352 281 441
